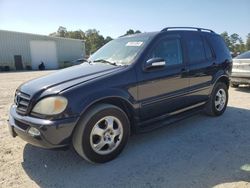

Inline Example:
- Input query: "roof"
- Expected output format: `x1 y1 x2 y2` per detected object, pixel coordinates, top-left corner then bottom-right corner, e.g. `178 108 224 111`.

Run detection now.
120 27 218 39
0 29 84 42
120 32 159 38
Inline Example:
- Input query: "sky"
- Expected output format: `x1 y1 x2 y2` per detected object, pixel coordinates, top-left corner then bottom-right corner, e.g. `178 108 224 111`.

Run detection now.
0 0 250 41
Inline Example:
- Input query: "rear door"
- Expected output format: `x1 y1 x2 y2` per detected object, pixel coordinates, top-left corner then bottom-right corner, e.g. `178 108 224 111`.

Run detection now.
137 35 189 121
184 33 215 105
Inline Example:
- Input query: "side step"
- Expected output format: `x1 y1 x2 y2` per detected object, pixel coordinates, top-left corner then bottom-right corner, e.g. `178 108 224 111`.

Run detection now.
136 104 205 133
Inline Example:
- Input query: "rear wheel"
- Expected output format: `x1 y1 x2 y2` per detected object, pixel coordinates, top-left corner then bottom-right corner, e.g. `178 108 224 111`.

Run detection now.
205 82 228 116
72 104 130 163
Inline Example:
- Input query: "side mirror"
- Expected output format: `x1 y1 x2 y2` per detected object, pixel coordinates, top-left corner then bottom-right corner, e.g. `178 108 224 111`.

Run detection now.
145 57 166 70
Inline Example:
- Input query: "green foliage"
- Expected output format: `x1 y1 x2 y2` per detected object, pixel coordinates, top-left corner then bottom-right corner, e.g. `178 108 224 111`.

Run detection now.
50 27 114 56
104 36 113 44
66 30 85 39
246 33 250 50
50 27 142 56
85 29 105 55
51 27 249 56
220 32 246 53
221 32 231 48
57 26 67 37
122 29 142 36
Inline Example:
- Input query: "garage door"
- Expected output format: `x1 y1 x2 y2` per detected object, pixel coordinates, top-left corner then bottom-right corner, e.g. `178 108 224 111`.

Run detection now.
30 41 58 70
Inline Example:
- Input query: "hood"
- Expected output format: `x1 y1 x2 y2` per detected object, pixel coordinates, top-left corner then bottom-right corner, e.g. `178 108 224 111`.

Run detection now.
19 63 123 96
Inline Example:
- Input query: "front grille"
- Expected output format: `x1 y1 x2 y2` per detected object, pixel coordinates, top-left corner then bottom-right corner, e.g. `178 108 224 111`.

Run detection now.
15 91 31 115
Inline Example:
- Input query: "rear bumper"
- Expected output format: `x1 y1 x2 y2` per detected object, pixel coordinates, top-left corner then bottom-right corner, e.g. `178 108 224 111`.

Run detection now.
230 72 250 84
8 105 79 149
230 76 250 85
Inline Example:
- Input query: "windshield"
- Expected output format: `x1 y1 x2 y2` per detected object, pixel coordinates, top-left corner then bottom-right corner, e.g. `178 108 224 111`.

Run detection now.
89 35 151 65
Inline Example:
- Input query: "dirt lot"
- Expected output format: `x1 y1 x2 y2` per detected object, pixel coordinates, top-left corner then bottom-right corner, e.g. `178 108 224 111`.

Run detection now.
0 71 250 188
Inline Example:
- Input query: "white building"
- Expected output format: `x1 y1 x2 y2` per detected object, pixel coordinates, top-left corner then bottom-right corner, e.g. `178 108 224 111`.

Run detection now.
0 30 85 70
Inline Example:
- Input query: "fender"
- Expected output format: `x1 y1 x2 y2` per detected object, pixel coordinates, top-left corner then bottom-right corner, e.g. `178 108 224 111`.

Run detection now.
78 88 139 118
209 71 229 94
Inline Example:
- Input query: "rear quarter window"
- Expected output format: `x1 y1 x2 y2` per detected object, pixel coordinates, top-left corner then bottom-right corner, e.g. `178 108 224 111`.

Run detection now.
206 35 231 59
203 39 214 60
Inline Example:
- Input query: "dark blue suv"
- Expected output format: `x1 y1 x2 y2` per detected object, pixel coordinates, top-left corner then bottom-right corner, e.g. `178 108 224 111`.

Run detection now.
8 27 232 163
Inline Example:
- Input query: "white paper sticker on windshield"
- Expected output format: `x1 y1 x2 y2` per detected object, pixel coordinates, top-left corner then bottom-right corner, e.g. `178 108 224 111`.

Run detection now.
126 41 143 47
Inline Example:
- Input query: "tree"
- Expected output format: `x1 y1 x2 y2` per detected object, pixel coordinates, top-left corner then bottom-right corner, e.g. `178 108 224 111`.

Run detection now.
135 30 141 34
104 36 113 44
221 32 248 53
221 32 232 50
49 26 68 37
230 33 239 52
237 37 246 52
66 30 85 40
123 29 142 36
57 26 67 37
50 27 113 55
85 29 105 55
246 33 250 50
230 33 239 45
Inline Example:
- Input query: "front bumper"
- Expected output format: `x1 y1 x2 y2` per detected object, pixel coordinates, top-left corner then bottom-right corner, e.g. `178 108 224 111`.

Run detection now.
8 105 79 149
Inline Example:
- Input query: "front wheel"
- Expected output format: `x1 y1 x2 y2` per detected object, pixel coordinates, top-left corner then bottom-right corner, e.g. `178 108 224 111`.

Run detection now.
72 104 130 163
205 82 228 116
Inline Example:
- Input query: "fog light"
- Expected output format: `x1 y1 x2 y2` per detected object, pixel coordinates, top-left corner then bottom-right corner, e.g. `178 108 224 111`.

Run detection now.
28 127 40 137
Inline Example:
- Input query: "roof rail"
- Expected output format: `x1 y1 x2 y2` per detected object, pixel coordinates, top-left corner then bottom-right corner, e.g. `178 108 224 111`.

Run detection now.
161 27 214 33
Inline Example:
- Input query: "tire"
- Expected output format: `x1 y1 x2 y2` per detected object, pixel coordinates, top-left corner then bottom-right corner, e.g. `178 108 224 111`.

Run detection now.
72 104 130 163
205 82 228 116
230 82 239 88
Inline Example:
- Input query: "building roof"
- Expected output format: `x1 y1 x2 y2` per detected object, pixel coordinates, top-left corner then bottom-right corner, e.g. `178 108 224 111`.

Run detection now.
0 29 84 42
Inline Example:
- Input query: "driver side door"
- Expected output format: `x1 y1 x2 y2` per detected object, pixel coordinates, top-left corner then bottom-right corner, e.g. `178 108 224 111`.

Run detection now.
137 35 189 121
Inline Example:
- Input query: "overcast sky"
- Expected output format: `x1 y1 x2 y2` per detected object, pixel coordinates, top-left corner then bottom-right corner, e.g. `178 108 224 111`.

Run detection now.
0 0 249 40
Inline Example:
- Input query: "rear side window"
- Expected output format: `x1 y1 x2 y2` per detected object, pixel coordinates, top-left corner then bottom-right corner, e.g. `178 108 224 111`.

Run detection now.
148 38 183 65
206 35 231 59
186 35 206 63
204 40 213 60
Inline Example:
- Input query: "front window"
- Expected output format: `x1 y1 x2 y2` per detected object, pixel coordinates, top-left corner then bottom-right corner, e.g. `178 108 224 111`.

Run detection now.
89 35 152 65
147 38 183 65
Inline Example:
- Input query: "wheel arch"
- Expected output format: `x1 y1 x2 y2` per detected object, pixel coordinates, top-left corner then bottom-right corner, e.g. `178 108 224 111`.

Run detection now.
208 74 229 96
77 96 138 134
212 74 230 89
216 75 230 88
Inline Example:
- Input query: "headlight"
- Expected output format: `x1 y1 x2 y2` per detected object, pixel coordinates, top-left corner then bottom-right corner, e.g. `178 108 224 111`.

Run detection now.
32 96 68 115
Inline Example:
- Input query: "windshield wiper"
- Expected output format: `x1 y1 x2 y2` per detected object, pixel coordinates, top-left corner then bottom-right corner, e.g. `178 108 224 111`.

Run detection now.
93 59 117 66
81 58 92 64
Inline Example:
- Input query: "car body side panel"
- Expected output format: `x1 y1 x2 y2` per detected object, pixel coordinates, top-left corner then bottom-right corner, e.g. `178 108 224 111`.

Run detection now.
184 32 232 105
61 67 140 119
136 66 189 121
134 33 190 121
181 32 214 105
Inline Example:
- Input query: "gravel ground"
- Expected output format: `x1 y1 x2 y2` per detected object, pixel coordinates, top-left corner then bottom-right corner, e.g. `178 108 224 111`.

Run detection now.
0 71 250 188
